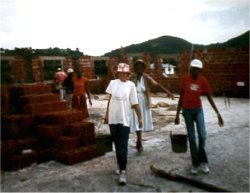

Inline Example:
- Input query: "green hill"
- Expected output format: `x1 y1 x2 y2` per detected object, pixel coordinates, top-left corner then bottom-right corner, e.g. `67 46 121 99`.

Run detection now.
206 30 249 49
104 30 249 57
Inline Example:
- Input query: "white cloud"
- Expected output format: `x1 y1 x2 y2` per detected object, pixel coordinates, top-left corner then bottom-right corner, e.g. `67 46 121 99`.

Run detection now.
1 0 249 56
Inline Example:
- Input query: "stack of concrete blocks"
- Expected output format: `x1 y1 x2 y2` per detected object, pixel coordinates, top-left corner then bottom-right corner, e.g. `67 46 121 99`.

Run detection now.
1 83 99 171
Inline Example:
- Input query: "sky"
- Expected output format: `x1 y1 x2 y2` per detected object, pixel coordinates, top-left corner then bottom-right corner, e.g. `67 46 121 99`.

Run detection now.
1 0 249 56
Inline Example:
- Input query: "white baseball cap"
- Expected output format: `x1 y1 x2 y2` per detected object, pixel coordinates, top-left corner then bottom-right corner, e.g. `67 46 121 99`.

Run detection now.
67 68 74 73
190 59 203 69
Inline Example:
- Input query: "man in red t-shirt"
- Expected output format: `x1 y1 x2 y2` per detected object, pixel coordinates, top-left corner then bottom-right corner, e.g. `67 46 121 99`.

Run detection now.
175 59 224 175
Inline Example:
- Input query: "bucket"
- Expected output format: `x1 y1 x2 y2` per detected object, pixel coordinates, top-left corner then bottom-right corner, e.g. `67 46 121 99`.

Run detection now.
95 134 113 156
170 131 187 153
95 121 113 156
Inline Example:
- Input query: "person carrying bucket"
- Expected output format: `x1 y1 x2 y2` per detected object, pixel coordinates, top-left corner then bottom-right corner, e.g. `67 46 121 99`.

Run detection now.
175 59 224 175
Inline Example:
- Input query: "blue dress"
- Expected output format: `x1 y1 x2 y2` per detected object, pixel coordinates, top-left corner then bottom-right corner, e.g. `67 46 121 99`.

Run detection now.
130 76 154 132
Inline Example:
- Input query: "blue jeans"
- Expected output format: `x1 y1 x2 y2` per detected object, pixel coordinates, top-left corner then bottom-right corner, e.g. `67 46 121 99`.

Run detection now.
182 108 208 167
109 124 130 171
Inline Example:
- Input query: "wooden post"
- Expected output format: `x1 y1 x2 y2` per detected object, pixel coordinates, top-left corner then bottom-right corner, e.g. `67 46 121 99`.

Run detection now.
150 165 233 192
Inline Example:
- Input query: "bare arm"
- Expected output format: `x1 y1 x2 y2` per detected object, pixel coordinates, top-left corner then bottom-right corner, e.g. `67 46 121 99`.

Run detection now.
148 75 174 99
206 94 224 127
158 83 174 100
103 94 111 124
132 104 142 128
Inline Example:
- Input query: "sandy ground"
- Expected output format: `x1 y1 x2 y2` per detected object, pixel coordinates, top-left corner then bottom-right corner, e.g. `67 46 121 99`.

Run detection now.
1 94 249 192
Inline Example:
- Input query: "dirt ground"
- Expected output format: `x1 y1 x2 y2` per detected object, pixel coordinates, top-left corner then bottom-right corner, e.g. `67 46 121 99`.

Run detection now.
1 94 249 192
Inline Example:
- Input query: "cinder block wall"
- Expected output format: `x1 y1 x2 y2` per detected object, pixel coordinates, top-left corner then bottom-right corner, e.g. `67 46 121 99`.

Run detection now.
2 47 249 98
190 48 249 97
77 56 95 79
149 48 249 97
10 56 26 83
31 56 43 82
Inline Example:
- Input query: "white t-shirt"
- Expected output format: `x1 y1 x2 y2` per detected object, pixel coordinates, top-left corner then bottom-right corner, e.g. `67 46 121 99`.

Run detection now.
106 79 138 127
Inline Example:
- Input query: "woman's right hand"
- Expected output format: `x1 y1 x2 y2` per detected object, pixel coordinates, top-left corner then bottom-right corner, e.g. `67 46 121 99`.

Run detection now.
174 115 179 125
103 115 108 124
167 93 174 100
138 119 143 128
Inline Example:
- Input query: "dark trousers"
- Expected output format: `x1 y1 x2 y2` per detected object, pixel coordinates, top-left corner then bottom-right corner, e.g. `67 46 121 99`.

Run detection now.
109 124 130 171
183 108 208 167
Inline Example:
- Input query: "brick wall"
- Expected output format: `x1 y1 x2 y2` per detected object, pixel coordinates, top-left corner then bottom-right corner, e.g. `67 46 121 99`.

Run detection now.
107 56 119 79
1 47 249 98
64 57 74 71
186 48 249 97
77 56 95 79
11 56 26 83
31 56 73 82
32 56 43 82
150 48 249 97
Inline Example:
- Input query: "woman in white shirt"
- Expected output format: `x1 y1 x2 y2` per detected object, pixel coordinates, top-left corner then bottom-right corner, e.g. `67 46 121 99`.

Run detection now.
104 63 142 185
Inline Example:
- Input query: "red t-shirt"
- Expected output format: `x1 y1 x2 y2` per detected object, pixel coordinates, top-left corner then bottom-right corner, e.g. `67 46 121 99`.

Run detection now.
180 74 212 109
72 76 88 96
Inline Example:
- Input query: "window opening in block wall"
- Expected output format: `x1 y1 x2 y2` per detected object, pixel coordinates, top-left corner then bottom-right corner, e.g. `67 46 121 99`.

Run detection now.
161 58 178 77
43 60 61 81
1 60 12 84
94 60 107 79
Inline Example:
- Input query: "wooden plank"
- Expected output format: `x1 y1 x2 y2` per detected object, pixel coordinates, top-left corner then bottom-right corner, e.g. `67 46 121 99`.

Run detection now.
150 165 233 192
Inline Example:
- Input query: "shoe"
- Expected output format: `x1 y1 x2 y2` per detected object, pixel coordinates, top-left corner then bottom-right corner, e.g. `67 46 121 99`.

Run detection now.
200 163 210 174
115 169 120 175
119 170 127 185
191 166 199 175
136 142 143 153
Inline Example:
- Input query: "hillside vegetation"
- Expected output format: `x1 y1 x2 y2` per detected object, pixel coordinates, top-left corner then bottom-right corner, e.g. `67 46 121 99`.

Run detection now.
104 30 249 56
1 31 249 57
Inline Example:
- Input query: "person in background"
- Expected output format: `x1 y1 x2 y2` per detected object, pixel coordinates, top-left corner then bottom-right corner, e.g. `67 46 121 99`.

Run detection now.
130 59 174 153
175 59 224 175
54 67 67 100
63 68 74 108
104 63 142 185
72 69 92 118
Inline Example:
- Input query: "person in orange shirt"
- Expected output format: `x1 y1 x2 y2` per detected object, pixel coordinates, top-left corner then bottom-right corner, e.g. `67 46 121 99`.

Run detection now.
175 59 224 175
72 69 92 118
